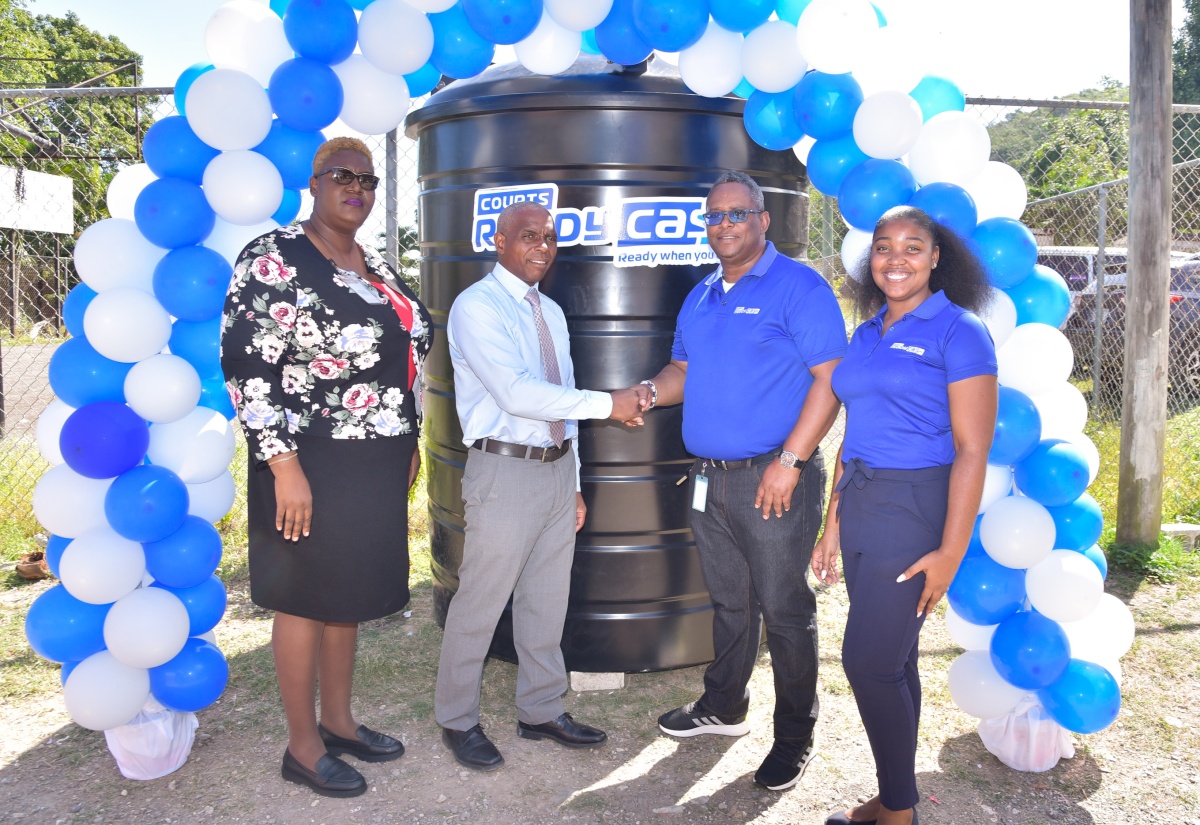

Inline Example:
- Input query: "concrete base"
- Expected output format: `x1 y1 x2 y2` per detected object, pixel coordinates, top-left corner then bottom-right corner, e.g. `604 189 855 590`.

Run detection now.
1161 523 1200 551
570 671 625 692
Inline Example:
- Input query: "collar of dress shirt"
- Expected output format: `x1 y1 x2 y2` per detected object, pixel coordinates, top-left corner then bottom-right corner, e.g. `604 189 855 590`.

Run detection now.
492 263 540 303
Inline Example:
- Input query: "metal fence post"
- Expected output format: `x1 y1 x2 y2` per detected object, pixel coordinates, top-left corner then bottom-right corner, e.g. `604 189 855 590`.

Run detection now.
385 127 399 272
1092 183 1109 408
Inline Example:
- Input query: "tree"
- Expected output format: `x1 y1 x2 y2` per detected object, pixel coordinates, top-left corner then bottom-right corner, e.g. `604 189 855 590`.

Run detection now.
1174 0 1200 104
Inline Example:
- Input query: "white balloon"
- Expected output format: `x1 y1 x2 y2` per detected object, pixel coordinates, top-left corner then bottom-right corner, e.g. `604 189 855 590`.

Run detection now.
1062 431 1101 484
197 629 218 645
945 603 998 651
947 649 1027 719
148 408 235 485
795 0 878 75
965 161 1028 222
74 219 164 294
491 44 519 66
849 22 925 98
187 471 237 524
515 13 581 76
678 20 742 98
203 150 284 226
185 68 273 152
742 21 807 94
63 651 150 731
1025 549 1104 624
331 55 412 136
793 135 816 165
544 0 613 32
35 399 75 466
997 323 1074 398
106 164 158 222
83 288 172 364
403 0 456 11
104 588 191 669
59 527 146 605
358 0 434 75
1058 593 1136 663
841 228 873 277
1028 382 1088 441
852 91 923 159
907 111 991 187
978 287 1017 349
980 494 1056 569
33 465 114 538
124 355 203 424
203 217 279 266
979 463 1013 514
205 0 293 87
654 50 679 67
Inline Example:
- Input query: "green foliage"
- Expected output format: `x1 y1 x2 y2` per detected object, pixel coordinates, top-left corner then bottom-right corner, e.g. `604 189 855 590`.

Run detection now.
1107 535 1200 583
1175 0 1200 104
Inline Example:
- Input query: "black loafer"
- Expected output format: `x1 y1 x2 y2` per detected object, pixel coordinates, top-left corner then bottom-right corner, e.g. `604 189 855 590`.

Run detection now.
442 724 504 771
318 723 404 762
517 712 607 749
824 814 875 825
281 749 366 798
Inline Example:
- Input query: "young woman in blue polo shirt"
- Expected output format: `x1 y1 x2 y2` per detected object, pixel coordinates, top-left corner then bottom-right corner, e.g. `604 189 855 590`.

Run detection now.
813 206 998 825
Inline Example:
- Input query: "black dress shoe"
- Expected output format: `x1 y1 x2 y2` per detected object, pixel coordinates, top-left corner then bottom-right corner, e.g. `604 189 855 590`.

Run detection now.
281 749 366 798
517 712 608 748
442 724 504 771
318 723 404 762
823 813 875 825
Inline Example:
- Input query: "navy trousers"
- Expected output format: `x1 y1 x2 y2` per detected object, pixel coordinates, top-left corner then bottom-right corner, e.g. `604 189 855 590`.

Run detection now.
837 459 952 812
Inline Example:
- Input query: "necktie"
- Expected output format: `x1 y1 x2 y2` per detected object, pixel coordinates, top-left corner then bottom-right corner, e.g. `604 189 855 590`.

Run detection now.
524 287 566 448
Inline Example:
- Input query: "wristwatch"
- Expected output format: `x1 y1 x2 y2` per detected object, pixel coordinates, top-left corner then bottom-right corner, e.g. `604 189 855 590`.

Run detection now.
778 450 804 470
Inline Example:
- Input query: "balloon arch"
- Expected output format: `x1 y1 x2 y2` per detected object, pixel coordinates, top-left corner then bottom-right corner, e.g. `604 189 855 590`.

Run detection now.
25 0 1129 760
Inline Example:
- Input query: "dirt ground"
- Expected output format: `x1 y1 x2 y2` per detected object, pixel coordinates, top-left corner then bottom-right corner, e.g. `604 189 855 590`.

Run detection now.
1 569 1198 825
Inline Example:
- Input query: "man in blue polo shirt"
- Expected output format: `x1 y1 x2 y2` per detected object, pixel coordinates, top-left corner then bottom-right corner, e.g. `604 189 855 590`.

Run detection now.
632 170 847 791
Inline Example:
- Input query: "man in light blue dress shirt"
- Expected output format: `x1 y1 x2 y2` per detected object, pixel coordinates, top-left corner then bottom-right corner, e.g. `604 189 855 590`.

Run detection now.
435 202 643 772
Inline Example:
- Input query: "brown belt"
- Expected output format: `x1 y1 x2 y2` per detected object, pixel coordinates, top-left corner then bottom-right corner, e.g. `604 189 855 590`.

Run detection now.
472 438 570 463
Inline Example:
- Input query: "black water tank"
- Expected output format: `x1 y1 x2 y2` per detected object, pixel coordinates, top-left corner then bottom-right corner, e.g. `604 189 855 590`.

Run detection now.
405 56 808 673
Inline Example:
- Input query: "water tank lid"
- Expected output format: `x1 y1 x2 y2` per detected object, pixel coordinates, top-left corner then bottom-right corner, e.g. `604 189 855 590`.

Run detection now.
405 54 745 139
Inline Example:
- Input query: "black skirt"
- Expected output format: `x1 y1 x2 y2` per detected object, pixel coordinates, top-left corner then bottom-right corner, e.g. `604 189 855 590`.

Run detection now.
246 431 416 623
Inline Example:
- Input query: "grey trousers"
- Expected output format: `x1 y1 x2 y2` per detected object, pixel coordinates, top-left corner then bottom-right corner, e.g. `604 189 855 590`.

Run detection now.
434 444 577 731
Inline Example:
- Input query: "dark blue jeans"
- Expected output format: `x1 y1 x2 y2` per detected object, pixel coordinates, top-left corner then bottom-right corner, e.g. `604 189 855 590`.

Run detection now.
688 450 825 744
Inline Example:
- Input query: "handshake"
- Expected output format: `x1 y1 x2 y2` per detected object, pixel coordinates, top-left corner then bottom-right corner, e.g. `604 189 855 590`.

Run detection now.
607 383 655 426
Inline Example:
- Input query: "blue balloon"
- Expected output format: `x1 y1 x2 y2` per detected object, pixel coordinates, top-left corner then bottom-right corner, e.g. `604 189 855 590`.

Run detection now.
153 246 232 323
909 74 965 121
965 513 986 559
807 134 869 197
254 121 326 191
1014 439 1090 508
711 0 773 32
1078 543 1108 578
44 534 70 578
774 0 813 25
1004 264 1072 328
150 638 230 712
169 318 222 377
907 182 977 241
134 178 215 250
62 283 97 339
990 610 1071 690
153 576 227 637
631 0 709 52
871 2 887 25
947 550 1025 625
61 658 79 686
732 78 755 99
270 0 291 17
283 0 358 64
143 516 223 589
174 62 213 118
1047 493 1103 552
269 58 344 132
990 386 1041 466
429 4 496 79
198 373 237 420
581 28 602 55
273 189 303 225
462 0 542 45
404 62 442 97
1037 659 1121 734
59 401 149 480
347 0 373 8
972 217 1037 289
105 465 190 543
838 159 916 232
743 89 805 151
595 0 654 66
143 116 220 185
48 338 133 408
793 71 862 142
24 585 110 663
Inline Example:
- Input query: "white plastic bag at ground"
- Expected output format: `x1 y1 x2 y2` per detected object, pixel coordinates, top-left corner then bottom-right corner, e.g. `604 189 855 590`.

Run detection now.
977 695 1075 772
103 697 198 780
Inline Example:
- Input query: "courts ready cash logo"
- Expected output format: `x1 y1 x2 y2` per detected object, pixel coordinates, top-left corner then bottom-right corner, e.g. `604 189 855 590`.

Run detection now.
471 184 716 269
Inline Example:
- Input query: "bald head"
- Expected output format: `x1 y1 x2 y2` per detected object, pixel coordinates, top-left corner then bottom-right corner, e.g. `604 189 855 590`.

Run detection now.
494 202 558 287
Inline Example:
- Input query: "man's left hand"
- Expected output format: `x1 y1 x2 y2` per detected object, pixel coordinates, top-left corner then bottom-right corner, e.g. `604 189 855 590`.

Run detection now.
754 460 800 519
575 492 587 532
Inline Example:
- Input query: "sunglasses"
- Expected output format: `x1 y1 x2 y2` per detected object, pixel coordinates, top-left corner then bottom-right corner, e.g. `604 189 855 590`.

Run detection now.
317 166 380 191
701 208 764 226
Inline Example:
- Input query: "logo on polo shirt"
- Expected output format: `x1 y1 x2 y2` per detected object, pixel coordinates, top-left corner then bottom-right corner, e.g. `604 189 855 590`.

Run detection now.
890 342 926 355
733 307 761 314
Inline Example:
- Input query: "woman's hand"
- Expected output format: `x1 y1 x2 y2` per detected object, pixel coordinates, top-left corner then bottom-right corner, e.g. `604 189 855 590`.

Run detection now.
811 531 841 585
408 448 422 491
898 548 963 617
270 454 312 542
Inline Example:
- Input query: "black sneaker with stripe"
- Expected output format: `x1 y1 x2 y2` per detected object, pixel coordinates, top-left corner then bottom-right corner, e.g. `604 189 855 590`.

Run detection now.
657 699 750 738
753 734 818 791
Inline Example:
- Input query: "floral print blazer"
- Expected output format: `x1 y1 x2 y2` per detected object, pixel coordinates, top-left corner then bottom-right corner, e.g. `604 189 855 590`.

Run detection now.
220 224 433 468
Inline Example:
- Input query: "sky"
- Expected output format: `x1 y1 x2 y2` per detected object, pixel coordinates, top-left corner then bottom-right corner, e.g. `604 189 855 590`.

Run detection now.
22 0 1193 100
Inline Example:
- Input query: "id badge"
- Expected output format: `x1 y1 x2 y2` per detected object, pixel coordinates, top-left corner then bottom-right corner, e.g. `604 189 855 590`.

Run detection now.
692 474 708 512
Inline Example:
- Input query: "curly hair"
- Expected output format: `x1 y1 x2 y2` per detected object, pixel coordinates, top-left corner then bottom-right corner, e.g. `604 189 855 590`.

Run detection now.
848 205 993 318
311 136 373 177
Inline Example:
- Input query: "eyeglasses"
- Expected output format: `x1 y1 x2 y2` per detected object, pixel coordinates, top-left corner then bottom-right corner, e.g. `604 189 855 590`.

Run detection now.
702 209 764 226
317 167 380 191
